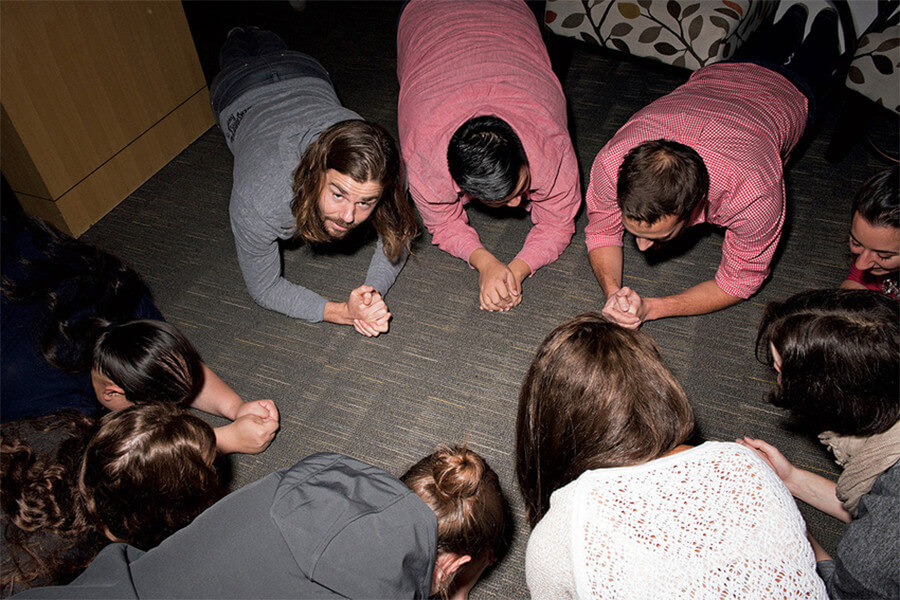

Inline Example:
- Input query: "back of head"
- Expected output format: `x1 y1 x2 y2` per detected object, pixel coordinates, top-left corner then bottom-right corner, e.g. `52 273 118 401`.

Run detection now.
757 289 900 436
1 213 152 374
447 115 527 204
92 320 204 406
516 312 694 528
617 140 709 224
852 164 899 228
79 404 221 549
291 119 416 260
401 446 507 564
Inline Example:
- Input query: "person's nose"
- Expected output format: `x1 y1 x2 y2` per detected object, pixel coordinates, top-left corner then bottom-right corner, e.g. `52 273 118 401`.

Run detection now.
854 249 877 270
341 203 356 225
635 237 654 251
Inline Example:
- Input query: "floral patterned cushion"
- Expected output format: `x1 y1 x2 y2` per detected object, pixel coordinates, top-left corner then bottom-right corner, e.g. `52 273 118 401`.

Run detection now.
545 0 775 70
846 26 900 114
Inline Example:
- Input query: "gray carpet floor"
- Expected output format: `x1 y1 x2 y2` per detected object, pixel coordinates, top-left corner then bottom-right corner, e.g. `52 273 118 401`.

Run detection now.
73 2 900 598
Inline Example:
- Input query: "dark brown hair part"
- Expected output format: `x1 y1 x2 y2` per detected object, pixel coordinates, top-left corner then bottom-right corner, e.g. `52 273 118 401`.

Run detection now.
516 312 694 528
291 119 418 261
79 405 221 550
617 139 709 225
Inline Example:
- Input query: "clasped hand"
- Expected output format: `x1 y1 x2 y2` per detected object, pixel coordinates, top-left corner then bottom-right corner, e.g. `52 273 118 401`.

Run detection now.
348 285 391 337
223 399 280 455
601 286 646 329
478 260 522 311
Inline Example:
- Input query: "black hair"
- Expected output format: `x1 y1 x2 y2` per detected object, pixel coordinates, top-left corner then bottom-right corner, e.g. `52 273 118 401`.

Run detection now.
756 289 899 436
617 139 709 224
852 165 899 229
447 115 527 204
92 320 204 406
1 213 152 374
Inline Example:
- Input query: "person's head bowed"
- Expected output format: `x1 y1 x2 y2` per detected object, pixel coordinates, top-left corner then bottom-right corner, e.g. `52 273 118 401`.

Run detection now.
447 115 530 208
79 404 220 550
516 312 694 528
91 320 204 412
291 119 417 261
756 289 899 437
616 140 709 250
401 445 508 598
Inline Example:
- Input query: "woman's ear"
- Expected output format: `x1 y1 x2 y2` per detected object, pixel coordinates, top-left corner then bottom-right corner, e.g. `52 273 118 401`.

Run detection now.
91 370 131 411
432 552 472 593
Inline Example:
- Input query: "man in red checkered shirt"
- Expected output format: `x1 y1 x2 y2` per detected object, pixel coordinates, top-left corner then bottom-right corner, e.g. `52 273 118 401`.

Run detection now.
586 6 839 328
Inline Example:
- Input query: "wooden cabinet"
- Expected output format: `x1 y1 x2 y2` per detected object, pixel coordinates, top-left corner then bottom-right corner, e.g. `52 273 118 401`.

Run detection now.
1 1 214 236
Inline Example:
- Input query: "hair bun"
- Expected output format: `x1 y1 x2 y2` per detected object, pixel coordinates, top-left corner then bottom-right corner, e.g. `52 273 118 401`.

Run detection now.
432 445 484 499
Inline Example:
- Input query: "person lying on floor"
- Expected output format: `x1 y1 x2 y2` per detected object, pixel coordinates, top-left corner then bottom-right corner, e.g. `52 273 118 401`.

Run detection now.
740 289 899 599
517 312 827 599
14 446 509 600
839 165 898 298
1 213 279 455
210 27 417 336
397 0 580 312
2 405 223 597
586 4 840 327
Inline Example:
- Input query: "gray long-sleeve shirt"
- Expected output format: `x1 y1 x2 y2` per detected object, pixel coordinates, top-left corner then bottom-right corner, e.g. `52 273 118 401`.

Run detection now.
222 77 405 322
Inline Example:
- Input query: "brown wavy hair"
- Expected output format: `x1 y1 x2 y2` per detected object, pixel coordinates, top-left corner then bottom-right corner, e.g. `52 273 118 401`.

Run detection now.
291 119 418 262
516 312 694 528
401 445 508 597
1 406 221 595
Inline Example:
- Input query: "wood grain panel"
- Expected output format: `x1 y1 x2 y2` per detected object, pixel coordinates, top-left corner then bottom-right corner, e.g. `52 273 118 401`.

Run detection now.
1 0 212 235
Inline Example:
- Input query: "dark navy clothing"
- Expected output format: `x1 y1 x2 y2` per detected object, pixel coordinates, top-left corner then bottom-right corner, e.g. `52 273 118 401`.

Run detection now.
1 216 163 423
1 295 162 423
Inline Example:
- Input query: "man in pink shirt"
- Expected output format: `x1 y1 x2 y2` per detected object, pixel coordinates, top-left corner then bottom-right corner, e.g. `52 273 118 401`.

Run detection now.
397 0 580 312
586 6 839 327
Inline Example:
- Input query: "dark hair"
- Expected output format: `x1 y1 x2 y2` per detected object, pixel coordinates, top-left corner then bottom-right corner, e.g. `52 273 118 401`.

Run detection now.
516 312 694 528
80 405 220 550
851 165 899 229
291 119 418 262
617 139 709 224
756 289 899 436
1 213 153 374
1 406 220 594
92 320 204 406
401 445 507 595
1 412 101 594
447 115 527 205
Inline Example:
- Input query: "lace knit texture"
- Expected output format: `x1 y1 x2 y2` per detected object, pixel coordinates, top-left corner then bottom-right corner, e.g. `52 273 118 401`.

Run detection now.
526 442 827 599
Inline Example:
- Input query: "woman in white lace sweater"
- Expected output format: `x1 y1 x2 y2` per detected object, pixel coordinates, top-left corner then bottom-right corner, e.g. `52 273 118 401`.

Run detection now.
515 312 826 599
740 289 899 599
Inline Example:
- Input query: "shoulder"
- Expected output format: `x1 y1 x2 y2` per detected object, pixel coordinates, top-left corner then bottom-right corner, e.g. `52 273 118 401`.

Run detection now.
526 482 578 599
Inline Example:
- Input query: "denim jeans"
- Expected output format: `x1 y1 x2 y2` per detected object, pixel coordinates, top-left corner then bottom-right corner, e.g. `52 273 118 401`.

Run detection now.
209 29 331 119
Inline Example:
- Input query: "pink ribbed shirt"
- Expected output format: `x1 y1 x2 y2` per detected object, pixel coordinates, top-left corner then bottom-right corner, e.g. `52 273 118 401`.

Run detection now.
397 0 580 273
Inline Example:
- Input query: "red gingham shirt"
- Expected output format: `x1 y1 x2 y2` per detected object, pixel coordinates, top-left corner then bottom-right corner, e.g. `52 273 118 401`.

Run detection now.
585 63 808 299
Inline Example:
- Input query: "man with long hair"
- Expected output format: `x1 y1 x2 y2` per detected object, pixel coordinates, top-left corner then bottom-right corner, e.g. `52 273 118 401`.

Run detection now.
211 28 417 336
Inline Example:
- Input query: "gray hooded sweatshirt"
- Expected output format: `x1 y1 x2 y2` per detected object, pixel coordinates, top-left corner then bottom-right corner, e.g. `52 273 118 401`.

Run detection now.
15 453 438 599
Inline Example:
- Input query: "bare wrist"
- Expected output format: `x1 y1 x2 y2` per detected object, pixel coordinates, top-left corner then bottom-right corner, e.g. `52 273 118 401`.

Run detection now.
509 258 531 282
213 424 236 455
323 301 352 326
469 248 498 272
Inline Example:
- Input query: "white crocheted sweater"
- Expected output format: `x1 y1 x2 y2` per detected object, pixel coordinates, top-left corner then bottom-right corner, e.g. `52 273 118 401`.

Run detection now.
525 442 827 599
